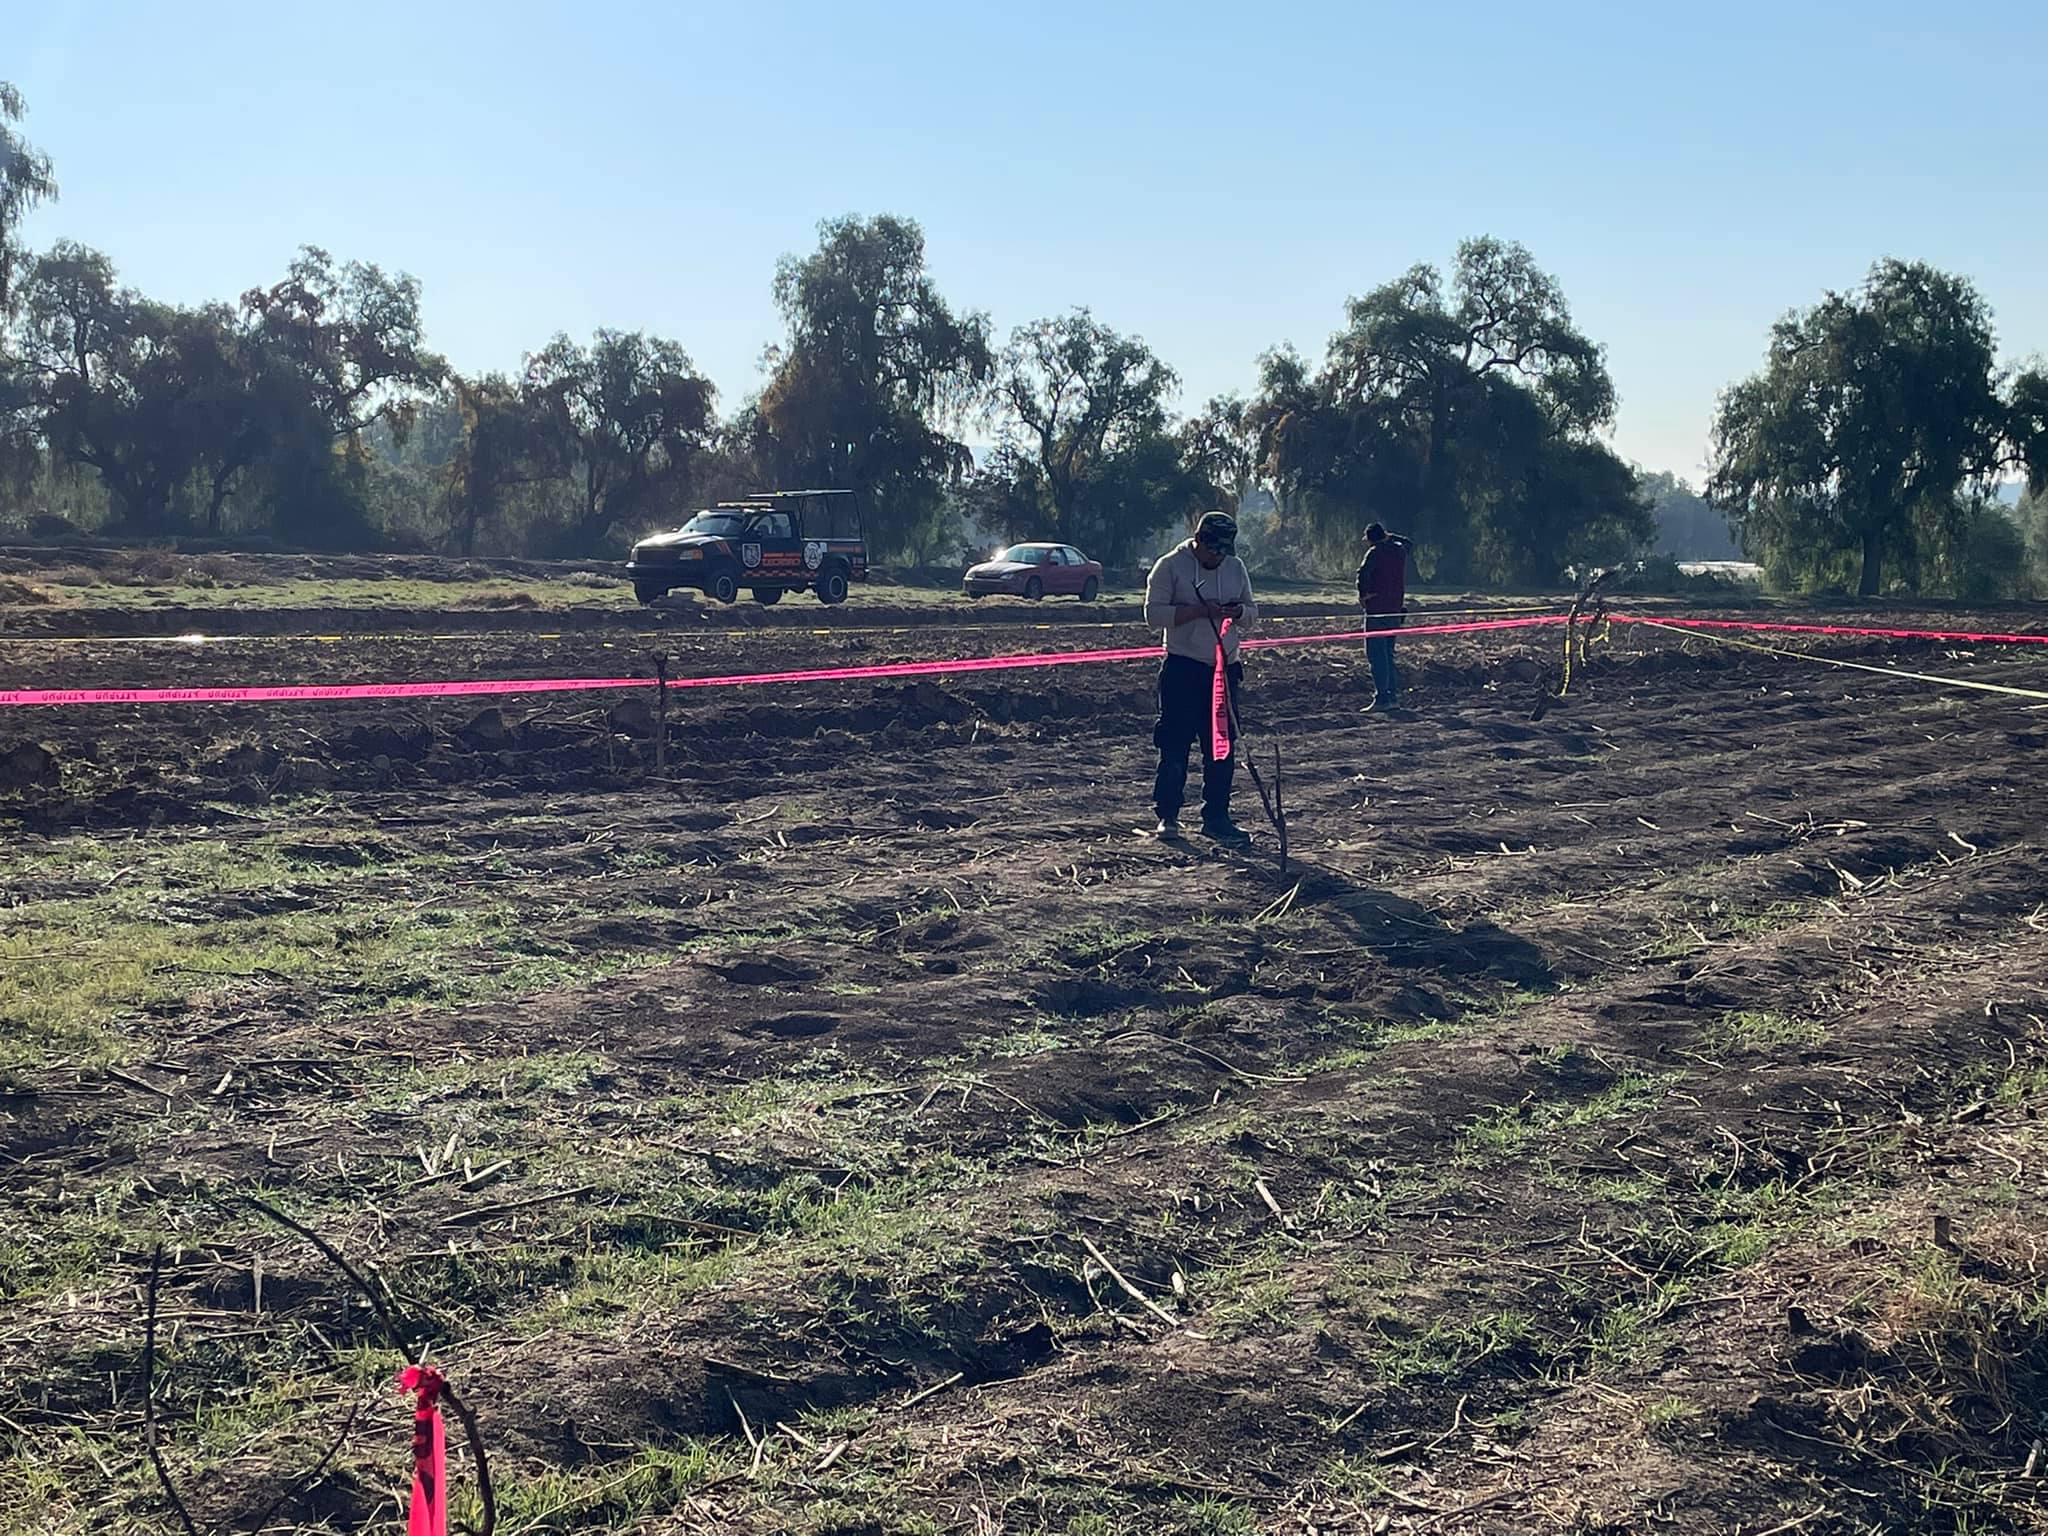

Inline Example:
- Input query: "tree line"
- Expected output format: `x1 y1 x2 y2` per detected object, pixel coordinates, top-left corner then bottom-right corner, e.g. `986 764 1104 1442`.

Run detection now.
2 83 2044 593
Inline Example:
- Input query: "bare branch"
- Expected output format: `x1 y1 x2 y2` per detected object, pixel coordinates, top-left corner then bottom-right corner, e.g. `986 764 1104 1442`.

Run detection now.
143 1245 204 1536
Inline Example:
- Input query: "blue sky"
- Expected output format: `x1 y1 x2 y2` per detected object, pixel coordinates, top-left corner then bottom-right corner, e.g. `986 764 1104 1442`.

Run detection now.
14 0 2045 482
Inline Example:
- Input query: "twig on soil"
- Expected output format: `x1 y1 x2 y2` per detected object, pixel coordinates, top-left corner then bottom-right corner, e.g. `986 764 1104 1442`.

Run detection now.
823 1083 914 1105
727 1392 765 1475
441 1381 497 1536
441 1185 595 1226
774 1420 820 1452
897 1371 965 1411
1105 1105 1186 1138
1252 881 1303 926
704 1356 794 1383
652 1215 761 1242
814 1438 850 1472
107 1065 177 1101
1253 1178 1290 1226
1574 1221 1655 1286
1746 1510 1830 1536
1410 1478 1550 1530
957 1076 1060 1123
230 1192 402 1350
142 1246 203 1536
1101 1028 1304 1085
1327 1399 1374 1434
235 1397 370 1536
1078 1234 1194 1334
1423 1394 1469 1453
460 1159 514 1191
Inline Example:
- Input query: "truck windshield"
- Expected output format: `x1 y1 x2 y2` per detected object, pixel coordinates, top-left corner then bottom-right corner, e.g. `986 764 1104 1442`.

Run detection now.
681 512 747 536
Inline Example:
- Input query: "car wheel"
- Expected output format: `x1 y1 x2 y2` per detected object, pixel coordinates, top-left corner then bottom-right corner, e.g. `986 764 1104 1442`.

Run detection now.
1023 576 1043 600
1079 577 1099 602
709 567 740 604
634 581 665 605
817 563 850 605
752 586 784 605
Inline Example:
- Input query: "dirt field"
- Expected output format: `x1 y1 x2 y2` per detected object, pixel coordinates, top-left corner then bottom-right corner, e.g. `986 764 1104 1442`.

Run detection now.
4 572 2048 1535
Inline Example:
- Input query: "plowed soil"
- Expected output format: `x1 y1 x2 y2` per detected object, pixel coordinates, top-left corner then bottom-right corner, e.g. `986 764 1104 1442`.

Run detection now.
4 591 2048 1536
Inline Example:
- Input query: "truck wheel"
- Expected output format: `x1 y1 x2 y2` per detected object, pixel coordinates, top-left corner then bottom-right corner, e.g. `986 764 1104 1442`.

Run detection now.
816 563 850 605
752 586 784 605
1079 577 1099 602
634 581 665 605
1023 576 1043 601
709 567 740 604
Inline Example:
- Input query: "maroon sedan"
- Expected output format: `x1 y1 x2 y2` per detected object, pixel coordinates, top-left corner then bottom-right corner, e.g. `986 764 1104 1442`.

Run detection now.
962 542 1103 601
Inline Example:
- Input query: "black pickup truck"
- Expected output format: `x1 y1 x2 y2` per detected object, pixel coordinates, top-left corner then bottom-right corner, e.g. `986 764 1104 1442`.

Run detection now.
627 489 868 605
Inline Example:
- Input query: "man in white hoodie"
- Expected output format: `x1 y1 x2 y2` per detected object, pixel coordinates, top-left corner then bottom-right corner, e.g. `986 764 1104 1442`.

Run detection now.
1142 511 1259 841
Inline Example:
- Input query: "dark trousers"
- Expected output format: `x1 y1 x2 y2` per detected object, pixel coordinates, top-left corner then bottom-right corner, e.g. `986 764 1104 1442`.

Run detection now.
1153 653 1240 824
1365 611 1403 702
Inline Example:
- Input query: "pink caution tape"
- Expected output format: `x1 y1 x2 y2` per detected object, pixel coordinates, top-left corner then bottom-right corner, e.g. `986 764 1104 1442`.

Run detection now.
6 612 2042 713
0 614 1568 708
1610 614 2048 646
398 1366 447 1536
1210 618 1233 761
0 676 651 707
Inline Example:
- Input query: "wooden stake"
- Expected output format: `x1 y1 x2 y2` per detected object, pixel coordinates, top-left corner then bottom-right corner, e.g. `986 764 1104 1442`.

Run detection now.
654 654 669 775
1273 744 1287 878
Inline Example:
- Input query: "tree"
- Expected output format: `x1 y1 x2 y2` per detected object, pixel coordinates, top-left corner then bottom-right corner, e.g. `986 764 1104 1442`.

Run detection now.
17 242 448 543
1258 238 1644 584
1640 470 1740 561
175 302 277 534
1709 260 2007 596
0 83 58 499
0 83 58 321
2018 487 2048 589
756 215 991 557
981 308 1196 565
524 329 716 553
241 247 445 445
1179 393 1261 510
17 243 197 532
441 374 567 555
2010 366 2048 497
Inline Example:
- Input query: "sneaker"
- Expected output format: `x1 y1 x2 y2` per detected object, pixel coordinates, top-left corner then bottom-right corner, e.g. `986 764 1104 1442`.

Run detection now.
1152 817 1183 840
1361 696 1391 714
1201 818 1251 843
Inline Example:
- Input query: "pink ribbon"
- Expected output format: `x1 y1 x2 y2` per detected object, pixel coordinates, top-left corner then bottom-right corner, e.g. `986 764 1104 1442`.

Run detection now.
0 616 1570 708
1210 617 1233 760
398 1366 447 1536
8 611 2034 713
1608 614 2048 646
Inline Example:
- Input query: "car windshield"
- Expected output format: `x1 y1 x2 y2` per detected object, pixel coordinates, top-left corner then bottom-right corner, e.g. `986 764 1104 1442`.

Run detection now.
996 546 1045 564
680 512 746 536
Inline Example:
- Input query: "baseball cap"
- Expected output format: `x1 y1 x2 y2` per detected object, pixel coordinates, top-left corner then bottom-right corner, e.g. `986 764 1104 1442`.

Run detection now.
1194 511 1238 553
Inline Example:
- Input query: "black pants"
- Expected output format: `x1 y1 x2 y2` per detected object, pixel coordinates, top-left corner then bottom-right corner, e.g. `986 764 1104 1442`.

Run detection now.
1153 653 1241 824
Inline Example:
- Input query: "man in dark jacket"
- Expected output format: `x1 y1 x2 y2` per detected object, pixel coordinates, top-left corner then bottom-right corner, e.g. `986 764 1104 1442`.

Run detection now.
1357 523 1412 711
